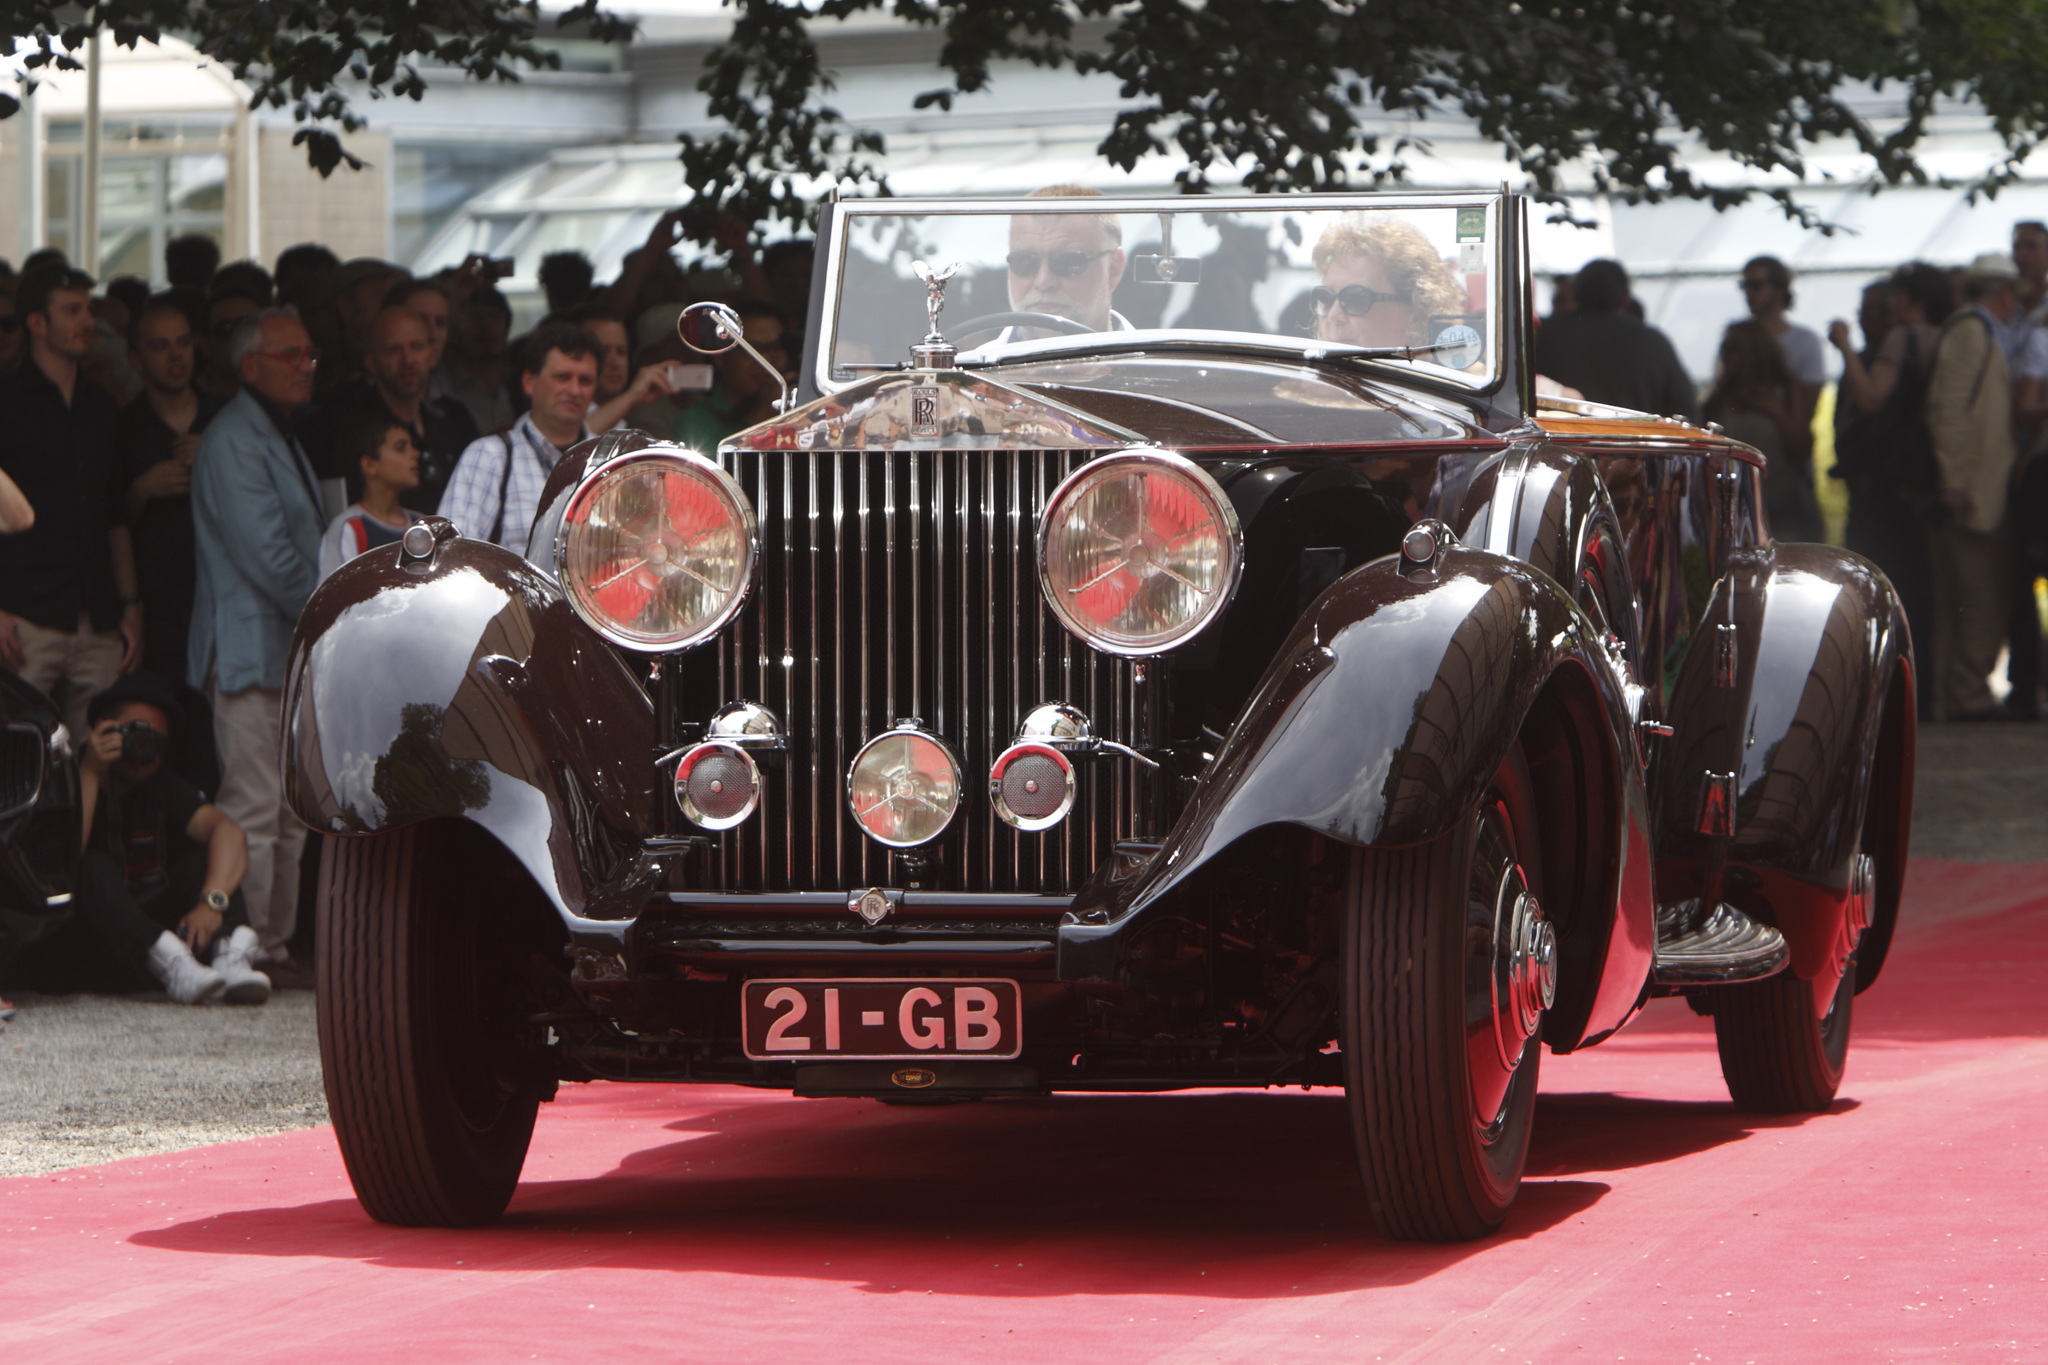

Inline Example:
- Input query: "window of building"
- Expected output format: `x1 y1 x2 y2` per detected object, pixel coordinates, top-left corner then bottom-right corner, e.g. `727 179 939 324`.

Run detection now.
43 117 231 283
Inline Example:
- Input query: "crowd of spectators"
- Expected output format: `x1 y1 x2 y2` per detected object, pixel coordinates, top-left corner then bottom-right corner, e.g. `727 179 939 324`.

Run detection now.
0 216 811 1008
1538 231 2048 723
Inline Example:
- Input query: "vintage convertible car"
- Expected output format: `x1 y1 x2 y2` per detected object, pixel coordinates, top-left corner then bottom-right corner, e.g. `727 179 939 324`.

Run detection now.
285 190 1915 1239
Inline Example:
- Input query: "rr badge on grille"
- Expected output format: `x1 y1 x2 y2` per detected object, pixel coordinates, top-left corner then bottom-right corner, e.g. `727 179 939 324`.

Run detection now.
911 385 940 438
850 887 901 925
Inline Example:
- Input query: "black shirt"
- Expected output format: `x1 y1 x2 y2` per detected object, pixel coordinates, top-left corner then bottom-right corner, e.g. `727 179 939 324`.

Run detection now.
296 380 480 516
0 362 123 632
1534 310 1701 422
88 764 206 901
115 389 222 680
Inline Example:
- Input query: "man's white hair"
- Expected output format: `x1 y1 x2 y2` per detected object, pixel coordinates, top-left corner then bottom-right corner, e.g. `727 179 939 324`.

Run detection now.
229 305 304 367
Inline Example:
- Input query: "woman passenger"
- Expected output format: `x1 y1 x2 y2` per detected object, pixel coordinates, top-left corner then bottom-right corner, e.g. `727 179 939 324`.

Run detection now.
1310 216 1466 350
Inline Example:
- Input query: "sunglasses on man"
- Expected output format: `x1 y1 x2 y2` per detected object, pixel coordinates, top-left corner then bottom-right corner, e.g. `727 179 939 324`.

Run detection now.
1311 284 1411 319
1007 248 1115 279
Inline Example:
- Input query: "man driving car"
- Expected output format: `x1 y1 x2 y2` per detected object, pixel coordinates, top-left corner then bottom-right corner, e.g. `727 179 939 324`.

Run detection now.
1004 186 1131 336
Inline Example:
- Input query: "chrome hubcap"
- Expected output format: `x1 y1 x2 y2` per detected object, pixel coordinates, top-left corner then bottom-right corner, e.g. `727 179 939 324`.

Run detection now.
1465 797 1552 1137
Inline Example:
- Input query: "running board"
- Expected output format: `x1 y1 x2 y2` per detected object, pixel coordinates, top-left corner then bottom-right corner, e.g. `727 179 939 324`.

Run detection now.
1652 900 1789 985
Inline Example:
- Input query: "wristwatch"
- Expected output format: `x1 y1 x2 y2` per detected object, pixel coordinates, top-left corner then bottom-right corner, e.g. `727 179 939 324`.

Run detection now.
202 889 230 914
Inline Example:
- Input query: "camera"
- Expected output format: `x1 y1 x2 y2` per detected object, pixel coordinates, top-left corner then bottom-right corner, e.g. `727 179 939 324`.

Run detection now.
115 719 163 764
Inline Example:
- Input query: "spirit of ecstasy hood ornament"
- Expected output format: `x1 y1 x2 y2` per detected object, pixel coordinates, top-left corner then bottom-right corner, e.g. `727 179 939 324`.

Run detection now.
910 259 960 370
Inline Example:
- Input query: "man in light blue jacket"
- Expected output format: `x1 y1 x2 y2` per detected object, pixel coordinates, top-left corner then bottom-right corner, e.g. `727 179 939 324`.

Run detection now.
189 307 325 967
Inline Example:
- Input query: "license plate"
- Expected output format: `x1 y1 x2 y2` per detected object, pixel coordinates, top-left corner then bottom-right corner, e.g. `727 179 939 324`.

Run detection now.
740 978 1024 1061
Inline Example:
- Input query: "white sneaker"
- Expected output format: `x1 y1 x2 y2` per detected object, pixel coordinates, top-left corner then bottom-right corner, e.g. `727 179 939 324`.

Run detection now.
148 931 226 1005
210 925 272 1005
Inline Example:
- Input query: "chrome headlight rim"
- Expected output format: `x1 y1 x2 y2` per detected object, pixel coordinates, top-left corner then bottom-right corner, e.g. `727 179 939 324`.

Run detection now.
673 740 763 830
1036 447 1243 658
845 724 965 850
554 446 759 653
988 740 1076 831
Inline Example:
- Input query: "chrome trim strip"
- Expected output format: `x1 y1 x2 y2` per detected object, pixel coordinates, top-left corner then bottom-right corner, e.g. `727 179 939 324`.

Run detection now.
1484 440 1533 557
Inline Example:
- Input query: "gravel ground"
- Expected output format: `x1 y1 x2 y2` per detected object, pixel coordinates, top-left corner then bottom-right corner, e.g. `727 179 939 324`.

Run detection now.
0 989 324 1177
1909 721 2048 861
0 718 2040 1179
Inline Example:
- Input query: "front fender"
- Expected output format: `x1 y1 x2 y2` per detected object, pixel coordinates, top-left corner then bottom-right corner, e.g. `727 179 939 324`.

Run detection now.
283 529 658 923
1062 546 1655 1042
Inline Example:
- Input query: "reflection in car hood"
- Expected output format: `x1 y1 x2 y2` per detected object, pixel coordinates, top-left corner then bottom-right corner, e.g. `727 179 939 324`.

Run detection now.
726 370 1148 453
741 354 1491 455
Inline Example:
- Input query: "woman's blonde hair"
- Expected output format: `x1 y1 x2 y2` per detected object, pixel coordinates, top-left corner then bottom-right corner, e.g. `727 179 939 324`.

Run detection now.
1311 215 1466 345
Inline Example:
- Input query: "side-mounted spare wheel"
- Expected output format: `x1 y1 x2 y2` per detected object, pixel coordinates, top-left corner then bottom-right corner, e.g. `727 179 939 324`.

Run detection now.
1342 745 1557 1242
317 821 556 1227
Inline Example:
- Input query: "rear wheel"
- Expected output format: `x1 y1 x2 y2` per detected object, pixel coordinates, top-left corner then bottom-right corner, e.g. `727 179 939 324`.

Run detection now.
317 824 544 1226
1712 952 1854 1113
1341 747 1557 1241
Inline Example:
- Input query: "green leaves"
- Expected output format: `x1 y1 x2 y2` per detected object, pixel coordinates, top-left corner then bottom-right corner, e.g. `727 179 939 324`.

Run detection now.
676 0 2048 232
0 0 632 175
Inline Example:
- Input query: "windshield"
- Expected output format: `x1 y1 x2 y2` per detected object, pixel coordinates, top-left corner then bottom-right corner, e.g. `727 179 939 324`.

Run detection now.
819 194 1504 394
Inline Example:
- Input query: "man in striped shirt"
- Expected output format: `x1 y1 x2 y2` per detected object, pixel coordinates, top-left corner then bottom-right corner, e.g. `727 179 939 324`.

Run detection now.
438 322 598 551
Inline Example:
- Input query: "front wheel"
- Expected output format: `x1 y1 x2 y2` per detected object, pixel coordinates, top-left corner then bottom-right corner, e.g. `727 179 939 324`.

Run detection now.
1341 747 1557 1241
317 823 544 1226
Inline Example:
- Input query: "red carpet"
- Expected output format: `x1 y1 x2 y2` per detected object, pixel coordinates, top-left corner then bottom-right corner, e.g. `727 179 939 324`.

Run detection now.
2 859 2043 1362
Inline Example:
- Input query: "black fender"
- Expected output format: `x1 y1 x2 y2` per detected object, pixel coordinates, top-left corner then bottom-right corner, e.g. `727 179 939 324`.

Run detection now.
1655 542 1915 990
1058 544 1656 1050
283 523 658 926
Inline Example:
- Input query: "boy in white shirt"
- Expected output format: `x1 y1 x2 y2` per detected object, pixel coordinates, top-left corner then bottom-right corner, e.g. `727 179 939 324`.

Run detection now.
317 413 424 580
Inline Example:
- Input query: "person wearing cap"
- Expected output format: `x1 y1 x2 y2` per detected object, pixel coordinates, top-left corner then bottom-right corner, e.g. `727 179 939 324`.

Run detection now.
19 675 268 1004
1925 251 2023 721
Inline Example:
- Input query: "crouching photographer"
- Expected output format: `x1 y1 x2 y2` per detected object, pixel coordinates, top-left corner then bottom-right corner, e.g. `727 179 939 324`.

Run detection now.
48 676 270 1004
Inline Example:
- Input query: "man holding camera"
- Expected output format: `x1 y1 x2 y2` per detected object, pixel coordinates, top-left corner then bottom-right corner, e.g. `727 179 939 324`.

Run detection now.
51 676 268 1004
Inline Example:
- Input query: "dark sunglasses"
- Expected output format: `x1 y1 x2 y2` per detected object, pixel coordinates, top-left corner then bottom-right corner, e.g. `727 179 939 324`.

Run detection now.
1006 248 1114 279
1740 277 1776 293
1311 284 1411 319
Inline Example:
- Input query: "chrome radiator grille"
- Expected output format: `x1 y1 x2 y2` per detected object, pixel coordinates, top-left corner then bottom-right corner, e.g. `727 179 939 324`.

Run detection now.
702 446 1157 894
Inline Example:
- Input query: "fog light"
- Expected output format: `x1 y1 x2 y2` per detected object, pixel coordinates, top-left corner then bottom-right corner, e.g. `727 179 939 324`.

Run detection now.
847 724 961 848
674 741 761 829
989 742 1075 830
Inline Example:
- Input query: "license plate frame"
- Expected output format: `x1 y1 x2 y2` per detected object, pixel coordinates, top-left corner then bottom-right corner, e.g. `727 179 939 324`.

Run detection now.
740 977 1025 1061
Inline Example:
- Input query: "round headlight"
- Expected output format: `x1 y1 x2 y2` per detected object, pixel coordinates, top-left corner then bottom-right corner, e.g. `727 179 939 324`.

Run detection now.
1038 450 1241 655
847 726 962 848
557 448 756 651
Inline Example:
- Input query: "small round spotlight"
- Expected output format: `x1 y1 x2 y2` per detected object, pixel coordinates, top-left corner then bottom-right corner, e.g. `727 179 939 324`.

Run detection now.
989 742 1076 831
847 725 962 848
674 741 761 829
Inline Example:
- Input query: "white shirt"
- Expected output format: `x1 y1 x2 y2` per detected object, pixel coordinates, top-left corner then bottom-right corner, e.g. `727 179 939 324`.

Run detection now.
317 503 424 582
439 412 589 551
1777 322 1828 387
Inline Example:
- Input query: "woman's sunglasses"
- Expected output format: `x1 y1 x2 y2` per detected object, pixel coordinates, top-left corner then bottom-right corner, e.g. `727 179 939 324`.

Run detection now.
1007 248 1114 279
1311 284 1411 318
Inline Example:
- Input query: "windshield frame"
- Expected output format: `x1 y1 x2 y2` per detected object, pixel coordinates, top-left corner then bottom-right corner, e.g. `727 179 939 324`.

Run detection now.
808 190 1521 405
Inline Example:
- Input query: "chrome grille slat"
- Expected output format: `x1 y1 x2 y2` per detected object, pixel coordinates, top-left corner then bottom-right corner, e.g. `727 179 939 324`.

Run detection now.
704 447 1152 894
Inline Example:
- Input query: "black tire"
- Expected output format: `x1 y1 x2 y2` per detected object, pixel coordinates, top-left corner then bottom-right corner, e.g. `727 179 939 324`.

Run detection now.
317 824 542 1227
1341 748 1553 1242
1712 951 1854 1114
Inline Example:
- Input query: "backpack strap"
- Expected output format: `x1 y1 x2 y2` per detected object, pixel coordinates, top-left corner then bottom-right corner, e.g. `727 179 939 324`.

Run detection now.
487 432 515 545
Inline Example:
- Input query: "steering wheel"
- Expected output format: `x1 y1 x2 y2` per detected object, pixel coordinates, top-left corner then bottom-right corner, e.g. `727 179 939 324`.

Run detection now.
949 311 1098 340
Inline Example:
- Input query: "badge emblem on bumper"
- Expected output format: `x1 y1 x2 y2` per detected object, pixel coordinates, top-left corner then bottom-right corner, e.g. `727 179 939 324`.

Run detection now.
892 1067 937 1089
849 887 900 925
